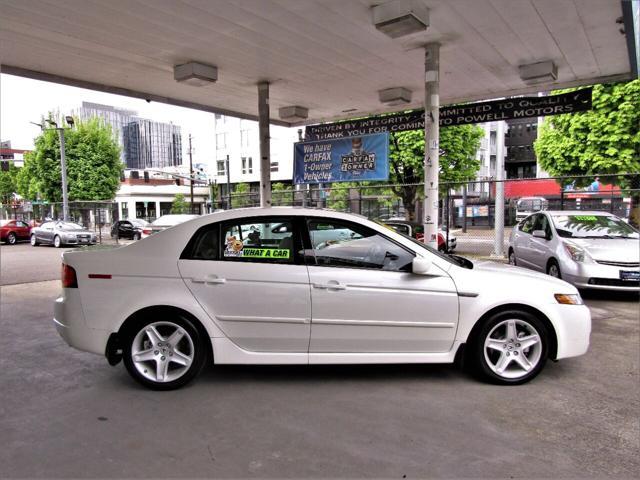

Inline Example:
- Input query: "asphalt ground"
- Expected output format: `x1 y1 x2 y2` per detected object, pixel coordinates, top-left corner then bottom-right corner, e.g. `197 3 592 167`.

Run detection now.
1 244 638 478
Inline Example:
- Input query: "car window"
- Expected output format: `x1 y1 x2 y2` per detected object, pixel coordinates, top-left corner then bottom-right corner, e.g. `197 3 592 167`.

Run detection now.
306 219 414 272
519 216 534 234
17 221 28 228
41 222 54 229
183 224 220 261
221 218 296 264
386 223 411 236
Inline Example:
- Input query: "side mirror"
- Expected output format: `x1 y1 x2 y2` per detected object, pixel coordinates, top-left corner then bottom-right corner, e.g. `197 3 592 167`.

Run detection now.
412 257 433 275
532 230 547 239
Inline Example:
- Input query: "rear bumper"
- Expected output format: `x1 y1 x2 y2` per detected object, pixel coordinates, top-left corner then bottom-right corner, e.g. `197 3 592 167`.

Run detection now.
54 292 110 356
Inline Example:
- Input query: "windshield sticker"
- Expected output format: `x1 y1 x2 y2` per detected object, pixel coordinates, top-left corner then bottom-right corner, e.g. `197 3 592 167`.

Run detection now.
573 215 598 221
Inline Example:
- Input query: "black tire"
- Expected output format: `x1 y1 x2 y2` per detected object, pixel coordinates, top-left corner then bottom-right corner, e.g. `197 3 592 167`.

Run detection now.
123 314 207 390
7 232 16 245
547 259 561 279
30 234 39 246
467 310 548 385
54 235 62 248
133 232 141 241
508 248 517 266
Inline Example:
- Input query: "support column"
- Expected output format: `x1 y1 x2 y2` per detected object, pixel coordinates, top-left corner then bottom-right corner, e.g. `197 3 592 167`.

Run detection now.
258 82 272 208
492 121 506 257
423 43 440 249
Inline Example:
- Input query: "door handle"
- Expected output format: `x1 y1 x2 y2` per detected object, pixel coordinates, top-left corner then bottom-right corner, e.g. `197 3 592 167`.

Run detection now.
192 275 226 285
313 282 346 290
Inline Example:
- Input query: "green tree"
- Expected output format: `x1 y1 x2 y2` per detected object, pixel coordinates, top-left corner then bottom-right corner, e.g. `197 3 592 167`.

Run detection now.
271 182 291 206
233 182 251 207
0 162 19 205
171 193 188 213
389 124 484 220
17 116 122 202
534 80 640 224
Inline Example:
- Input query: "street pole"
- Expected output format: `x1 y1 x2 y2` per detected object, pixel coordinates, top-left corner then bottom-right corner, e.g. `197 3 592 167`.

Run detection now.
423 43 440 249
492 121 506 258
226 154 232 209
188 133 194 213
58 128 70 222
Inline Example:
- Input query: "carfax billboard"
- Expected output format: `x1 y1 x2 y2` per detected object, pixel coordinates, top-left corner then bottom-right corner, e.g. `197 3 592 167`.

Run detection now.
293 132 389 184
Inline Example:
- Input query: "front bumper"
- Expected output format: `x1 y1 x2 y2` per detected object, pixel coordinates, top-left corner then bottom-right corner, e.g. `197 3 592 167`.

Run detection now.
54 291 110 356
562 261 639 291
550 304 591 360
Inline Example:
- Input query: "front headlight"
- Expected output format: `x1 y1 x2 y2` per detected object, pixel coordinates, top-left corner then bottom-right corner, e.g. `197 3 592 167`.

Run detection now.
563 242 585 262
555 293 583 305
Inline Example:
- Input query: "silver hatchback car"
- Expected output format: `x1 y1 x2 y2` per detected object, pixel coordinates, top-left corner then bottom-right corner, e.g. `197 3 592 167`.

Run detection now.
508 211 639 291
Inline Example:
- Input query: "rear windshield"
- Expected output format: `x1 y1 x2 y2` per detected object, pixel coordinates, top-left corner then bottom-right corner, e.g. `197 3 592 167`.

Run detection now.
0 220 11 226
552 215 639 239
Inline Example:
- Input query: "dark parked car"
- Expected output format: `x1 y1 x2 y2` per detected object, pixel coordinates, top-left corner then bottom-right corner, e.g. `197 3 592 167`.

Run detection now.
384 219 457 252
0 219 31 244
30 221 97 248
111 219 148 240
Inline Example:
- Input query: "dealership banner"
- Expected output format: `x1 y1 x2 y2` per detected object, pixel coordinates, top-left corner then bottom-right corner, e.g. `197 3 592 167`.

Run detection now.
305 88 592 140
293 132 389 184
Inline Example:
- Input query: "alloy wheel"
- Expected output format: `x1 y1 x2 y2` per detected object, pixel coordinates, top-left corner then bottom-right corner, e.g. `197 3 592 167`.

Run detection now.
548 262 560 278
483 319 543 380
130 321 195 383
7 233 16 245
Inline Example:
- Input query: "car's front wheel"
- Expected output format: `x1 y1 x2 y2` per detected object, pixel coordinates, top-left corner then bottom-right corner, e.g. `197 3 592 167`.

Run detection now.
547 259 561 279
123 315 207 390
508 249 517 266
469 310 548 385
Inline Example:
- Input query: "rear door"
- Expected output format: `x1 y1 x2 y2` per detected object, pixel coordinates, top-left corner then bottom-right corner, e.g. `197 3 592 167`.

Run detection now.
178 216 312 353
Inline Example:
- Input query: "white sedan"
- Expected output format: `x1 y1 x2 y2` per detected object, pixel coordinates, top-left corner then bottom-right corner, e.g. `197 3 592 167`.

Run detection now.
54 208 591 390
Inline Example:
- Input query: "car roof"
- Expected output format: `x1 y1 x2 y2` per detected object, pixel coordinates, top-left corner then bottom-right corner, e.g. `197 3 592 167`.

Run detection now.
543 210 615 216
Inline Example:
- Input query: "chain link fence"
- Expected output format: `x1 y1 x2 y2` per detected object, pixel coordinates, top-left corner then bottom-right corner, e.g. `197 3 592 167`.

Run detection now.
3 174 638 252
1 201 119 243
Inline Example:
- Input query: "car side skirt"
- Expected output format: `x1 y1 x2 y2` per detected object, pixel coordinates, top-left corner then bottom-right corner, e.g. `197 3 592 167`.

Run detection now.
212 337 461 365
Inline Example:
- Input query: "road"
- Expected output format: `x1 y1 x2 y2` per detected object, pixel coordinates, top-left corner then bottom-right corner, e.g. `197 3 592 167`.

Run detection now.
1 243 638 478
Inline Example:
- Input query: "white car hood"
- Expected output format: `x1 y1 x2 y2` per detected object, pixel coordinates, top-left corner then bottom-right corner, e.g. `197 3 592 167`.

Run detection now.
451 260 575 298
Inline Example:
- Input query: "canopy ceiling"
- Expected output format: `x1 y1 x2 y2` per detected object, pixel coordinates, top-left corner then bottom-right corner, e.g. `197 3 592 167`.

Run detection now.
0 0 635 126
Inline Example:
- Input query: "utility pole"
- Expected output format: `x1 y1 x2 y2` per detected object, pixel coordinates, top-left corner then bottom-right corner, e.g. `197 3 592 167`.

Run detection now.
58 128 70 222
423 43 440 249
226 154 232 209
188 133 194 214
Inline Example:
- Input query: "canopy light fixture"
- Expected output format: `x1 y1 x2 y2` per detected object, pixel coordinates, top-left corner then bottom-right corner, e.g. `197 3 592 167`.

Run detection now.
278 105 309 122
378 87 412 106
174 62 218 86
373 0 429 38
519 60 557 84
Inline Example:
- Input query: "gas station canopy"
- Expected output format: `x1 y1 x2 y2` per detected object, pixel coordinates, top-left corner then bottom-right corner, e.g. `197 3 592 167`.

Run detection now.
0 0 637 126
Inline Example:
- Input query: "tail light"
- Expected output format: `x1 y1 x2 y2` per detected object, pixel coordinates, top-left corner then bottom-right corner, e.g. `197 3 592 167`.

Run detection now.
62 264 78 288
142 228 152 236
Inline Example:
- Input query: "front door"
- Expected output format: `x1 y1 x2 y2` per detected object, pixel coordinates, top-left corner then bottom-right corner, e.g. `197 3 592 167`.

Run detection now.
178 216 311 352
304 217 459 353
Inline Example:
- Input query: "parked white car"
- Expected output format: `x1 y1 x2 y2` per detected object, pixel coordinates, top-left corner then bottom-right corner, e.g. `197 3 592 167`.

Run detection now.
54 208 590 390
508 211 640 291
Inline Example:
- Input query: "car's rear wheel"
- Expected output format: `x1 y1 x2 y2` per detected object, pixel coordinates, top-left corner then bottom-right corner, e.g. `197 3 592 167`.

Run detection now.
547 259 561 278
7 232 16 245
30 234 39 246
469 310 548 385
123 316 206 390
508 249 517 266
54 235 62 248
133 232 141 241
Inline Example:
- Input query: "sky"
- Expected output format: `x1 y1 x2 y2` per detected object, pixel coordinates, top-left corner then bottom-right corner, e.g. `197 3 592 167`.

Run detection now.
0 73 218 165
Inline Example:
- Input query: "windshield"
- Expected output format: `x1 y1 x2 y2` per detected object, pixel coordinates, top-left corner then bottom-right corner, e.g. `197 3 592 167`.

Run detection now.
59 223 84 231
552 214 639 239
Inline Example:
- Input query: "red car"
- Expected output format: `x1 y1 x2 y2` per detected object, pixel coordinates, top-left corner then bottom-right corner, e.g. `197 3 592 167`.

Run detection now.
0 219 31 245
